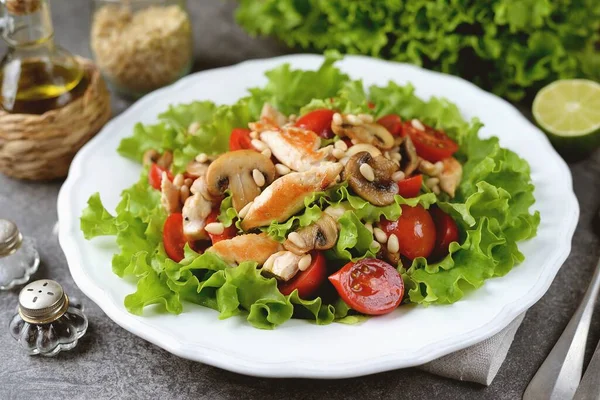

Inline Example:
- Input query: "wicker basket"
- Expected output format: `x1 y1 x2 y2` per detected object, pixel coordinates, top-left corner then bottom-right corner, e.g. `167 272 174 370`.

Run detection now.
0 58 111 180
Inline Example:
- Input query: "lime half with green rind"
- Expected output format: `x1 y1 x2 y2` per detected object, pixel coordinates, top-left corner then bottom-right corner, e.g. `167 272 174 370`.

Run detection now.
532 79 600 160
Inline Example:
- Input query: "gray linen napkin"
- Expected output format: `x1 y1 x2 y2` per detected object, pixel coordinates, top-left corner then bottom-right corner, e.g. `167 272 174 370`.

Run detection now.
419 313 526 385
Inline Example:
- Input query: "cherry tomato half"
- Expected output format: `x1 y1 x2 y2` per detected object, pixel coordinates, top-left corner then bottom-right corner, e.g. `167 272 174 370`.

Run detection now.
402 122 458 162
377 114 403 136
429 206 459 261
148 163 173 190
229 128 253 151
295 109 335 139
328 258 404 315
278 251 327 299
205 208 237 244
397 174 422 198
380 204 436 260
163 213 187 262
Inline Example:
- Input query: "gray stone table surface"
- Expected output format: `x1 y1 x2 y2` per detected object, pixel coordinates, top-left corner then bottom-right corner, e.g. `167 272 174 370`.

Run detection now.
1 1 599 399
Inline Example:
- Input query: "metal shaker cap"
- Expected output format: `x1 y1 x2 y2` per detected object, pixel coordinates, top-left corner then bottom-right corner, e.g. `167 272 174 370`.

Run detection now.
0 219 22 257
18 280 69 324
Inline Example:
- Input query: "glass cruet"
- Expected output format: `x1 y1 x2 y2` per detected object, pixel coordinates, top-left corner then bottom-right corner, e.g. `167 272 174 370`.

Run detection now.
0 0 86 114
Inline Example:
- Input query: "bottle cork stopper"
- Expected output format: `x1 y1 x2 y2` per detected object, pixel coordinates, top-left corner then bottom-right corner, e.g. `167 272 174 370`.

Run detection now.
4 0 41 15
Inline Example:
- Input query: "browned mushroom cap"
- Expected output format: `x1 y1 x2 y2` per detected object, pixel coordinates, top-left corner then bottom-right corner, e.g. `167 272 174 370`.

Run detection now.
283 214 338 255
332 121 394 150
399 136 420 176
205 150 276 211
344 151 399 206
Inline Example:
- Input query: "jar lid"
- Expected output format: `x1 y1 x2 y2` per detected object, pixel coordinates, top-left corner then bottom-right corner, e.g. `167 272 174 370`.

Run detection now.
0 219 22 256
18 280 69 324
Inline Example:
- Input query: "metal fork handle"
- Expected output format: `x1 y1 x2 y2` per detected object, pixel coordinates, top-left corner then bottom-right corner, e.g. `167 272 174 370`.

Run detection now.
573 337 600 400
524 258 600 400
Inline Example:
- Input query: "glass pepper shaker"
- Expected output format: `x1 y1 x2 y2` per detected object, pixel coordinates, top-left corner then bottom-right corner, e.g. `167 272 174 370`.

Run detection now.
9 279 88 356
0 219 39 290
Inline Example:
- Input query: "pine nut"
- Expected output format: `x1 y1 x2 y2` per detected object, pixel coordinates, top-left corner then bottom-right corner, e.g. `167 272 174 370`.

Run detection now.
391 152 402 161
261 148 272 159
392 171 406 181
251 139 268 152
434 161 444 175
288 114 297 122
173 173 184 187
250 131 259 139
351 139 359 145
179 185 190 203
252 169 266 187
432 185 441 195
419 160 437 175
358 113 374 123
275 163 291 175
339 156 350 166
411 119 425 131
371 240 381 251
195 153 208 163
184 178 193 187
426 177 440 188
346 114 362 125
332 148 346 159
383 151 391 160
333 112 343 125
188 122 200 135
364 222 373 233
287 232 306 249
205 222 225 235
334 140 348 151
238 201 253 219
298 254 312 271
359 163 375 182
387 234 400 253
374 228 388 243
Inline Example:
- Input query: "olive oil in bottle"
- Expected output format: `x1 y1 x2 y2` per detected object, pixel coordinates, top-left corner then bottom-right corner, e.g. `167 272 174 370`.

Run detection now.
0 0 88 114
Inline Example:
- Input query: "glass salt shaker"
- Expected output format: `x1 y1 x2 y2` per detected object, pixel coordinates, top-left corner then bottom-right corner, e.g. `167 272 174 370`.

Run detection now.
0 219 39 290
9 279 88 356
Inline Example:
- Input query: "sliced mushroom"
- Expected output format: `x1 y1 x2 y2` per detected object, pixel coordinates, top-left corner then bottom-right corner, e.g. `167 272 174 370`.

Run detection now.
156 151 173 169
186 161 209 178
283 214 338 255
261 251 302 281
205 150 276 212
161 172 181 214
332 120 394 150
344 143 382 159
182 193 212 240
142 149 160 167
399 136 420 176
438 157 462 198
344 151 399 206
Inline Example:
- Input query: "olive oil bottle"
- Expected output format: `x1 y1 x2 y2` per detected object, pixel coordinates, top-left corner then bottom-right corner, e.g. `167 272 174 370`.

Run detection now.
0 0 88 114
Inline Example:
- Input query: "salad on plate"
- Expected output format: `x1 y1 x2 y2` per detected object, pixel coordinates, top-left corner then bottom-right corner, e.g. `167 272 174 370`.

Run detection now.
81 53 540 329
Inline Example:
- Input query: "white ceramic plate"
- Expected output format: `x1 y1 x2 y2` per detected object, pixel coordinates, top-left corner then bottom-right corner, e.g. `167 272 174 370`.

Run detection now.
58 55 578 378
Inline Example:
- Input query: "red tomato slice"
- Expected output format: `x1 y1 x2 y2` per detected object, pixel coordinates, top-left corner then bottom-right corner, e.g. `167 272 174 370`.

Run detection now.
429 206 459 261
148 163 173 190
328 258 404 315
278 251 327 298
229 128 253 151
380 204 436 260
295 109 335 139
367 101 375 109
397 174 422 198
205 208 237 244
402 122 458 162
377 114 403 136
163 213 186 262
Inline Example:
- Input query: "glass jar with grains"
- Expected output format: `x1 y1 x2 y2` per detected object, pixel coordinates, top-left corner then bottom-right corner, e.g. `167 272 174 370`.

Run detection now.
90 0 193 98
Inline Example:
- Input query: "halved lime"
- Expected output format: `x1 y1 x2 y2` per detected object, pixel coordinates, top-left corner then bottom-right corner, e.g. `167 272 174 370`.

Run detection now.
532 79 600 159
